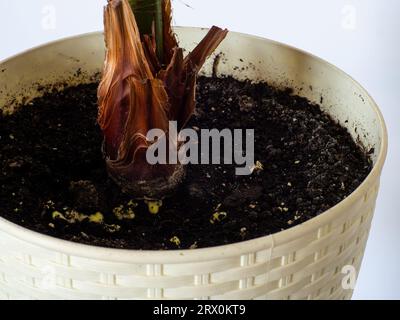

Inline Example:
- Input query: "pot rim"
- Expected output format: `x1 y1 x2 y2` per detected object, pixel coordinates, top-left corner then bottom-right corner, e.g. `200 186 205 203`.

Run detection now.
0 28 388 264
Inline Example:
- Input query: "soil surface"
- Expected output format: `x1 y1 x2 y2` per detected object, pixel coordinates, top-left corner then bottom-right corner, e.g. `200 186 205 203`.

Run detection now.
0 77 372 250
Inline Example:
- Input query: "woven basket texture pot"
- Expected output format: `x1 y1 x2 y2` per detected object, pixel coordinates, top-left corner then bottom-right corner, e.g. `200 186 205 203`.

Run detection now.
0 28 387 300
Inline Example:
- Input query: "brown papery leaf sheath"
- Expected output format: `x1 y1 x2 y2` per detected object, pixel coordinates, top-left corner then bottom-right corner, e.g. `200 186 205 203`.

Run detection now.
98 0 228 198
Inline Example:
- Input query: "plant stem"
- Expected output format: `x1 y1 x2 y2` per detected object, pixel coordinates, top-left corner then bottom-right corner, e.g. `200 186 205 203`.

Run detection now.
128 0 164 62
154 0 164 62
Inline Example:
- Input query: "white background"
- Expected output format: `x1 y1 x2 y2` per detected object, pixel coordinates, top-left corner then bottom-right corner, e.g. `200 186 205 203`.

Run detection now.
0 0 399 300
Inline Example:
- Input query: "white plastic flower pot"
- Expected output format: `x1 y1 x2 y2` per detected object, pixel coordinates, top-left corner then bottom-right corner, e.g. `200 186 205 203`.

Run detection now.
0 28 387 300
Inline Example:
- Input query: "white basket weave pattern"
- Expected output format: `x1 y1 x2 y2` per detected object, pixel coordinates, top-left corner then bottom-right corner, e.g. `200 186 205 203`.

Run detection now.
0 181 379 300
0 29 387 300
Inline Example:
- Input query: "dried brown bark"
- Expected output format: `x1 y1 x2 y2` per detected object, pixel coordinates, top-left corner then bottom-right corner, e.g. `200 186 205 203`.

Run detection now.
98 0 228 198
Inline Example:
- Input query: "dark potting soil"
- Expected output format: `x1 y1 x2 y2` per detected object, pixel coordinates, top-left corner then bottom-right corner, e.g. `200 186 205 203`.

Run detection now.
0 77 372 250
